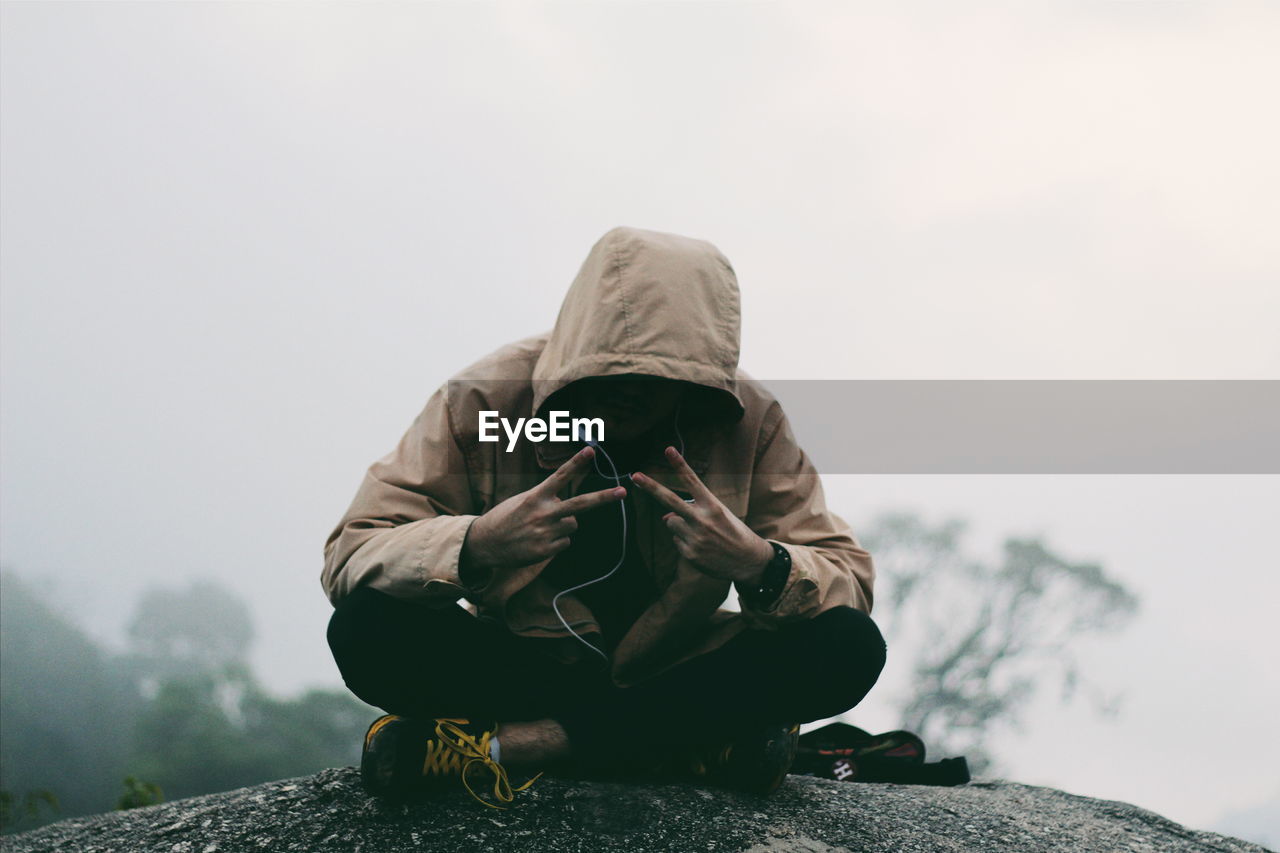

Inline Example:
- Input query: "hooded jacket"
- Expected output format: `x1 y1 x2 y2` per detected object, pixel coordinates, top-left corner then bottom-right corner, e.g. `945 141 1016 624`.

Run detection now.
321 226 875 688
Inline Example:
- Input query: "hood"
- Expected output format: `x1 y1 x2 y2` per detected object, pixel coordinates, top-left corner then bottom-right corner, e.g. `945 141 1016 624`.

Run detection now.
532 226 745 426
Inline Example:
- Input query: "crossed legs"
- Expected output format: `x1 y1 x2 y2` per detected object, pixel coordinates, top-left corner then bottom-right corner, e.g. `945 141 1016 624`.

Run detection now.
327 586 886 769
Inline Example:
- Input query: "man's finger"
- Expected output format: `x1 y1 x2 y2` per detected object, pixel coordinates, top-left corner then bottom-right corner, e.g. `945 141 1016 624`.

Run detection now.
631 471 698 519
664 513 695 541
536 446 595 496
555 486 627 517
664 446 714 503
551 515 579 537
543 537 572 558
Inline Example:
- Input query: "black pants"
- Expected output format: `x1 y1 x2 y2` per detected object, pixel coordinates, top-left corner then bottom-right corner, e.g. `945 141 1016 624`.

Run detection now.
327 586 886 764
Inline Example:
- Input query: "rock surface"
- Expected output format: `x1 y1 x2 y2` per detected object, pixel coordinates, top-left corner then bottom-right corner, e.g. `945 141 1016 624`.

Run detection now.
1 768 1266 853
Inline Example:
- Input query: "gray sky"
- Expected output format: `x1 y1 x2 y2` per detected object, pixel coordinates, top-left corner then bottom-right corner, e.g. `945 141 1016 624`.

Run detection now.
2 0 1277 840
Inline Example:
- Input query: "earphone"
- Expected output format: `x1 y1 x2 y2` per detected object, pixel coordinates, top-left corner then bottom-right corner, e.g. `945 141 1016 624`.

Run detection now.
550 402 686 661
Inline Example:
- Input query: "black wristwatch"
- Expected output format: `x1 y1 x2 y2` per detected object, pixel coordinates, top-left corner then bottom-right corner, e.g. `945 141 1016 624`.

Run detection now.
738 541 792 609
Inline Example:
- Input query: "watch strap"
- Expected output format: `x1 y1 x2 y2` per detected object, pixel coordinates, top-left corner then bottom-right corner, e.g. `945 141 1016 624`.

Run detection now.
740 541 792 609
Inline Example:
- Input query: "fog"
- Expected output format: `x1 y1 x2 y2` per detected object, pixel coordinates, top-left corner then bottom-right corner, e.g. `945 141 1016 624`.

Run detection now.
2 1 1277 842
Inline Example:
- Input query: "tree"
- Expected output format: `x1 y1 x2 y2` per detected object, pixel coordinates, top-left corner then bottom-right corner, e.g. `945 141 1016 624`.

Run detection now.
0 572 141 830
115 777 163 811
1 572 373 820
125 580 255 689
858 512 1139 772
0 789 59 834
120 580 372 800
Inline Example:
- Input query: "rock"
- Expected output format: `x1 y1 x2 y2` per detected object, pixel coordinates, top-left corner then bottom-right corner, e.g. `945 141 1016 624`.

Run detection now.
0 768 1266 853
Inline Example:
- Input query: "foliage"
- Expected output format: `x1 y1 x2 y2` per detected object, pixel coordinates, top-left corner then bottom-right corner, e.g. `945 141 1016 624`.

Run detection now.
123 672 369 802
0 572 141 831
0 573 373 827
124 581 255 688
0 789 59 834
120 582 372 802
115 777 163 811
859 512 1139 772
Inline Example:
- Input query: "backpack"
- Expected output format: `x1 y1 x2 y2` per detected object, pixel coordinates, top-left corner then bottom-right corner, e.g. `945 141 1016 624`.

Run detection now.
792 722 970 786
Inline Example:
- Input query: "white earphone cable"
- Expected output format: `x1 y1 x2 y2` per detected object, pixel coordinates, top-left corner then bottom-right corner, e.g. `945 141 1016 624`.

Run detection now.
550 438 625 662
550 402 685 661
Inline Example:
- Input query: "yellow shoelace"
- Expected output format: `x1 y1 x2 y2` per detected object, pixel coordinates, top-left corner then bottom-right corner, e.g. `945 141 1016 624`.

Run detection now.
689 742 734 776
427 718 542 809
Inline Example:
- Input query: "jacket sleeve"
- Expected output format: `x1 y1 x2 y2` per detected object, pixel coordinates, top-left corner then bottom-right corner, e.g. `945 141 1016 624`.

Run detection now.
321 385 482 607
738 401 875 629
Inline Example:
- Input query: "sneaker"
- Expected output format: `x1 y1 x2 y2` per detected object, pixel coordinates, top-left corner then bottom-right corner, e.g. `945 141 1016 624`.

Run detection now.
360 714 541 809
682 722 801 795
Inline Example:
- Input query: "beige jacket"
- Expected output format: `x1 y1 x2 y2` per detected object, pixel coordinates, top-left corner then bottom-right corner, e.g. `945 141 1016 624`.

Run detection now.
322 226 875 687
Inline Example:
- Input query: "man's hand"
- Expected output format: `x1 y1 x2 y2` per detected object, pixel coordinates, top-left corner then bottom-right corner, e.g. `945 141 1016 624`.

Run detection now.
631 446 774 586
464 446 626 575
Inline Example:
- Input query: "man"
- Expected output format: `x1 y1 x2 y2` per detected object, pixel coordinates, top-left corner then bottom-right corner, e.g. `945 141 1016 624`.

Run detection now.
323 226 885 808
